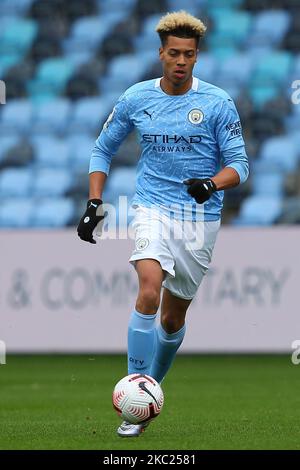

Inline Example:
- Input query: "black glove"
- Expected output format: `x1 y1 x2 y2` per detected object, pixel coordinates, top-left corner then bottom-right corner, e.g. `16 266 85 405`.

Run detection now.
184 178 217 204
77 199 105 244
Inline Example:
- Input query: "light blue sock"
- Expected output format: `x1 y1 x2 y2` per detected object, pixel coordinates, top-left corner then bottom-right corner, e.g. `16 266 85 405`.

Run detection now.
150 323 186 383
127 309 157 375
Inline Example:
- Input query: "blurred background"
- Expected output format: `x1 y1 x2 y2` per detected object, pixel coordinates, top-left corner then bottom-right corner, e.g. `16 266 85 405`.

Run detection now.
0 0 299 228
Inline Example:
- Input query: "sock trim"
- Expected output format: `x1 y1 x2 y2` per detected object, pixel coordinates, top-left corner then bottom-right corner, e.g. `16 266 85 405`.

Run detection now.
158 323 186 340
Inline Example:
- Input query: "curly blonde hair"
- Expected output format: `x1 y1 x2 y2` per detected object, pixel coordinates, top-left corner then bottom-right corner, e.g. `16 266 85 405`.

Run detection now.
156 10 206 46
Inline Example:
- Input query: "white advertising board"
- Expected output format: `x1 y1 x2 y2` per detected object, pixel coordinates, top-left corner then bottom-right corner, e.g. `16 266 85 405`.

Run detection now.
0 228 298 352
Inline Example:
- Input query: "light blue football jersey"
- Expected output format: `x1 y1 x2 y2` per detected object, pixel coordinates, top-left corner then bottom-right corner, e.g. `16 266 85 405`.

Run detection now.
89 77 249 221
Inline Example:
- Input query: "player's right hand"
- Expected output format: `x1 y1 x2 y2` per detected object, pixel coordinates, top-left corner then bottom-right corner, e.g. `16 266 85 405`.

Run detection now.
77 199 105 244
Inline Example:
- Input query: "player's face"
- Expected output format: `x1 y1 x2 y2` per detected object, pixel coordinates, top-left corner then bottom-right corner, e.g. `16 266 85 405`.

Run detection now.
159 36 198 92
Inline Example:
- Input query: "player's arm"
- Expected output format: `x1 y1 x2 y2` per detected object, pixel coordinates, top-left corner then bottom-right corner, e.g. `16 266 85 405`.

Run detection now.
77 96 133 243
185 97 249 203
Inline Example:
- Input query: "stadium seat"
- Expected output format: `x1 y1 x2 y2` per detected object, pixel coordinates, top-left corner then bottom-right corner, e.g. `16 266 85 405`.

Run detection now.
218 53 254 85
31 198 75 227
259 136 299 173
28 58 75 98
251 51 293 85
249 84 280 110
206 32 237 61
251 171 284 196
0 18 38 55
0 54 23 76
248 10 291 47
0 136 20 162
193 53 218 84
0 168 33 197
0 0 34 16
134 14 163 52
234 195 282 225
32 98 72 135
101 53 154 93
65 134 94 171
63 13 124 54
212 11 252 43
167 0 200 15
0 99 33 134
33 169 73 197
99 0 136 13
67 97 111 134
105 167 136 202
31 136 70 167
0 198 34 227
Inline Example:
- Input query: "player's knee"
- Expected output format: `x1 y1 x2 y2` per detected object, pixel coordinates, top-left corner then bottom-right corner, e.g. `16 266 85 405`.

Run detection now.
161 313 185 334
136 286 160 314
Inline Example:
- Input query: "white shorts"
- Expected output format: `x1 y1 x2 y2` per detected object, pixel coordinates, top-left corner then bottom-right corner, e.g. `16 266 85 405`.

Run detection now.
129 206 220 300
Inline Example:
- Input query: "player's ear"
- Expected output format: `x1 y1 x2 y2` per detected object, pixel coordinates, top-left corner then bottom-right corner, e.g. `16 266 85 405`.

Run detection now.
159 47 164 60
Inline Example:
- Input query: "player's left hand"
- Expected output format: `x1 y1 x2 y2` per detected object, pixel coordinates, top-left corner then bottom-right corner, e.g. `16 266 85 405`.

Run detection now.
184 178 217 204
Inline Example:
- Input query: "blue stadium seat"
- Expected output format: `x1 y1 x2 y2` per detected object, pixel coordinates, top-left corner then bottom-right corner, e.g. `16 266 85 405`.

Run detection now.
32 98 72 135
32 136 70 167
0 199 34 227
33 169 73 197
31 198 75 227
167 0 200 15
0 168 33 197
212 11 252 43
0 0 34 16
252 51 293 85
0 136 20 162
292 54 300 76
65 50 95 69
134 14 163 52
251 172 284 196
206 32 237 61
105 167 136 202
259 136 299 173
249 84 280 110
0 99 33 134
206 0 243 7
0 54 23 76
248 10 291 47
0 18 38 55
101 54 153 93
193 53 218 84
99 0 137 13
235 195 282 225
28 58 75 99
63 13 124 54
218 53 254 85
67 97 111 134
65 134 94 171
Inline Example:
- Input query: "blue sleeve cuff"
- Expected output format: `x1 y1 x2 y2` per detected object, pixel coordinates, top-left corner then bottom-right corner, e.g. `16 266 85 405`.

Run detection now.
226 162 249 184
89 157 110 175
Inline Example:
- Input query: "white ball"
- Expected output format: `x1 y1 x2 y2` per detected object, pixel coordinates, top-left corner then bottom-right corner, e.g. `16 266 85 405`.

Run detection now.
112 374 164 424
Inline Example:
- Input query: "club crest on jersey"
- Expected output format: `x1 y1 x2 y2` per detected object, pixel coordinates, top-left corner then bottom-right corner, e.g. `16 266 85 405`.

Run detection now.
188 109 204 125
136 238 149 251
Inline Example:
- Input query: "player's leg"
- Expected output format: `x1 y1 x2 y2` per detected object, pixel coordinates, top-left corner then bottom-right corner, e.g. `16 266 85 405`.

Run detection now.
128 259 164 375
150 288 192 383
118 259 164 437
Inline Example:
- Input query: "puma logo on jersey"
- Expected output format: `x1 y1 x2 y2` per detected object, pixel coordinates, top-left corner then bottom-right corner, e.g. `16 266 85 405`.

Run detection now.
143 110 153 119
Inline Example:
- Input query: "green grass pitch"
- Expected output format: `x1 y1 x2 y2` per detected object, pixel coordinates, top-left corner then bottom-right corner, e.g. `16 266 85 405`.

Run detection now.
0 355 299 450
